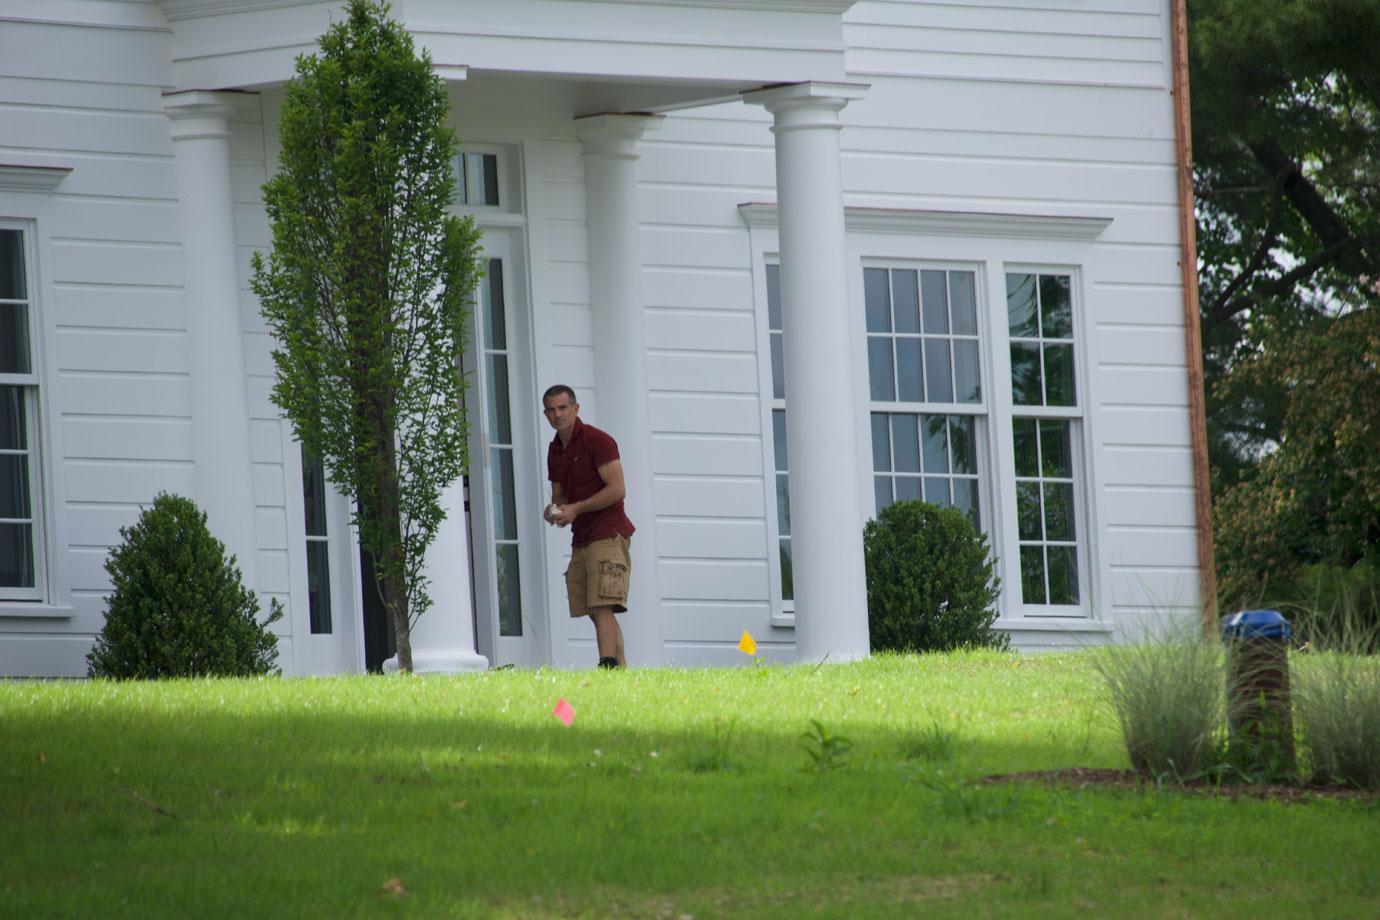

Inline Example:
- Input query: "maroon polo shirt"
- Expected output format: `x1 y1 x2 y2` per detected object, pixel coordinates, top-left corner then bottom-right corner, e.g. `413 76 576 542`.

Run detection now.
548 418 636 548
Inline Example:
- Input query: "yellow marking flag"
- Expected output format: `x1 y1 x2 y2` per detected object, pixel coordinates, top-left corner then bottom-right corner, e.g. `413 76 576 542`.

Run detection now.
738 630 757 656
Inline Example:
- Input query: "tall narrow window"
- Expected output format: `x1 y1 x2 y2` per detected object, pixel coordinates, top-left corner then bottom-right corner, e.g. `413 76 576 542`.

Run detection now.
0 226 40 599
865 266 985 529
1007 272 1082 607
300 446 332 634
765 264 792 603
457 153 500 207
482 258 522 636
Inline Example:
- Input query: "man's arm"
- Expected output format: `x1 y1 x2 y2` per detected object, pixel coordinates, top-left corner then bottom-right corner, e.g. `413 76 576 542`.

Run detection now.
550 459 625 526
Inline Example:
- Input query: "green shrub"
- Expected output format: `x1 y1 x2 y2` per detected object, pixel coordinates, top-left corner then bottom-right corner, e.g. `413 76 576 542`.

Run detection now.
1275 561 1380 653
87 493 283 679
1294 651 1380 789
1093 633 1226 781
864 501 1007 653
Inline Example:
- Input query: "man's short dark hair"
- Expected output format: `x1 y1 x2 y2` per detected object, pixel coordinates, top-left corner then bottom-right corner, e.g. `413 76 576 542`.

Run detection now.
543 384 577 405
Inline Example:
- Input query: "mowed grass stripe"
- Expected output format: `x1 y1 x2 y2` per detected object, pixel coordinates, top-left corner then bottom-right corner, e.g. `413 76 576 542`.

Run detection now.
2 652 1376 918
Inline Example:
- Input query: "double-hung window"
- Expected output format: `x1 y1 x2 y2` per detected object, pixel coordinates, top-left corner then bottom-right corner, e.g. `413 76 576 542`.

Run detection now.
1006 270 1084 610
0 224 42 600
865 264 986 530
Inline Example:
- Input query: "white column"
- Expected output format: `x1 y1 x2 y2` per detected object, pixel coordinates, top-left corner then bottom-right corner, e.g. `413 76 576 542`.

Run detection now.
164 91 259 591
744 82 870 663
384 477 488 673
575 113 665 667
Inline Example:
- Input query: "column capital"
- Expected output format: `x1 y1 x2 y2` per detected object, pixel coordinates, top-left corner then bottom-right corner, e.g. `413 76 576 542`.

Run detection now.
742 81 868 115
163 90 250 141
575 113 664 159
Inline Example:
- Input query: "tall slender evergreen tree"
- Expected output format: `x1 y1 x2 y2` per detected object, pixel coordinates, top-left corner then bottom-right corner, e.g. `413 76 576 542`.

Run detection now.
251 0 482 671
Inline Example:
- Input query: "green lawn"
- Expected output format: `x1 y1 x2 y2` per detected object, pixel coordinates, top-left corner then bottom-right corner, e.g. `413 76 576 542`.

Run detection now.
2 652 1376 918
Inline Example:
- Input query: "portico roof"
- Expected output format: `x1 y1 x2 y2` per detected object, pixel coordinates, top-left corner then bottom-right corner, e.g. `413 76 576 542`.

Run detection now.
156 0 857 111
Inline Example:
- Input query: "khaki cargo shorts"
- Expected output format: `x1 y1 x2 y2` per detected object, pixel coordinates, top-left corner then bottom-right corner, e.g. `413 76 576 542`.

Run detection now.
565 534 632 616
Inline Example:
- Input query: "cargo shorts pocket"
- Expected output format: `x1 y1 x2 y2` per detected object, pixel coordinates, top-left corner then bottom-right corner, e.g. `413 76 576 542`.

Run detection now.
597 560 629 600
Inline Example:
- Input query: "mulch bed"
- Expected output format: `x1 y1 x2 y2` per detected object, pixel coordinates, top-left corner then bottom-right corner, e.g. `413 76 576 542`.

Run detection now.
980 767 1378 803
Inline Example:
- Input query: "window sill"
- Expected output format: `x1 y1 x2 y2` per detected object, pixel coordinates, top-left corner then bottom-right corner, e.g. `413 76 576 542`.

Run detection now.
0 603 76 620
994 616 1112 634
770 609 795 629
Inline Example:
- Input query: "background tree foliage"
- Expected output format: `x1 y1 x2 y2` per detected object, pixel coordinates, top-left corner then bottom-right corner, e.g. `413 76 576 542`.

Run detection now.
1189 0 1380 609
251 0 482 671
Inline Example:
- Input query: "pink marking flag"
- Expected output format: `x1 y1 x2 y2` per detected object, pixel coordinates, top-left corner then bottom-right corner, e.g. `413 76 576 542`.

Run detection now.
738 630 757 656
553 697 575 726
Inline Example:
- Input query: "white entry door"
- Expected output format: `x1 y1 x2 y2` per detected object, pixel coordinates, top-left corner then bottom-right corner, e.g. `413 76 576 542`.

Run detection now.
464 230 547 667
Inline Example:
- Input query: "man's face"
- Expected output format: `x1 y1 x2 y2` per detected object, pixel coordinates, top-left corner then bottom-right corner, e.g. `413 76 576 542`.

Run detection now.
543 394 579 433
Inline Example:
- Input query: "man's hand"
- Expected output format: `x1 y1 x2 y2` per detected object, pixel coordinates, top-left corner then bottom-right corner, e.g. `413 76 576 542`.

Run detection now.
551 503 579 527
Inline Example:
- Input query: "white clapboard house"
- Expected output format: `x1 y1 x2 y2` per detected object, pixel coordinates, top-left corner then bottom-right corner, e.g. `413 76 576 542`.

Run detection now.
0 0 1211 675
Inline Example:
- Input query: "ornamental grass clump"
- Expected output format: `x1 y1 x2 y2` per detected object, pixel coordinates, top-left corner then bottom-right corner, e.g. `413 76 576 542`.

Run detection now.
86 493 282 679
1294 649 1380 790
864 500 1007 653
1093 631 1225 781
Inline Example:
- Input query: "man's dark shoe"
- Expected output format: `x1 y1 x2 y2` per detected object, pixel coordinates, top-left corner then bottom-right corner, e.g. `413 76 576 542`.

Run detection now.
598 656 620 669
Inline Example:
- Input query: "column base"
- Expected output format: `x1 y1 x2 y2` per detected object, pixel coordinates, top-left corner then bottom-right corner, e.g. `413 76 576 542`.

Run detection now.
382 648 490 674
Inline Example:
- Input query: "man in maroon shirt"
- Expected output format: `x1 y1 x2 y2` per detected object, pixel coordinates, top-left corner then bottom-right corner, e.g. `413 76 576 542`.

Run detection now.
542 385 635 668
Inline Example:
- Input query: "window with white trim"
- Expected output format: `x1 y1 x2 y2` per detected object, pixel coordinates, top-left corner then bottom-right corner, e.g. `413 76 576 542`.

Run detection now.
765 263 792 605
0 224 42 600
300 445 333 634
1006 271 1083 607
865 265 986 530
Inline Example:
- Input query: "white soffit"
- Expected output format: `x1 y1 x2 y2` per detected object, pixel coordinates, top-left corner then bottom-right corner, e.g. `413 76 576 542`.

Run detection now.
157 0 853 99
738 203 1113 241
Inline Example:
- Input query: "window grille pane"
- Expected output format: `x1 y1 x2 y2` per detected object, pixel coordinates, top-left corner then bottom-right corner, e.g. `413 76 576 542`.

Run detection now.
923 476 949 506
870 413 891 472
1039 275 1072 338
1043 344 1076 406
1013 417 1038 477
491 447 517 541
775 473 791 536
1016 481 1042 540
0 304 30 375
1043 482 1076 541
890 414 919 473
779 537 794 601
481 154 500 206
0 230 25 301
0 522 34 588
874 476 894 512
1010 343 1042 405
1006 273 1038 337
1039 420 1072 477
1020 545 1046 604
1047 545 1079 604
921 415 948 474
301 448 327 537
770 332 785 400
484 259 506 350
496 543 522 636
895 337 923 402
0 455 30 519
867 337 895 400
953 339 981 403
486 354 512 444
891 269 920 334
949 416 977 475
306 539 333 634
920 270 948 334
0 386 25 451
949 271 978 335
953 478 979 527
864 268 891 333
766 264 782 330
923 339 952 403
897 475 922 502
772 409 788 471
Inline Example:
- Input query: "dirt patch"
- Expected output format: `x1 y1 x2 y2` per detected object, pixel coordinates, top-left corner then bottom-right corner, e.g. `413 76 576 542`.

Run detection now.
981 767 1379 803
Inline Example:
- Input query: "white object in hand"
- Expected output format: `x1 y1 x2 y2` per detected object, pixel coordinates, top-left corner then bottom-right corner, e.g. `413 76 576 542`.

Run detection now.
546 503 562 525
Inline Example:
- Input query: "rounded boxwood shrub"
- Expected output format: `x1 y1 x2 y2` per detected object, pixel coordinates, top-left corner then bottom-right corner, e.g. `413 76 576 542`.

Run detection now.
87 493 283 678
865 500 1007 653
